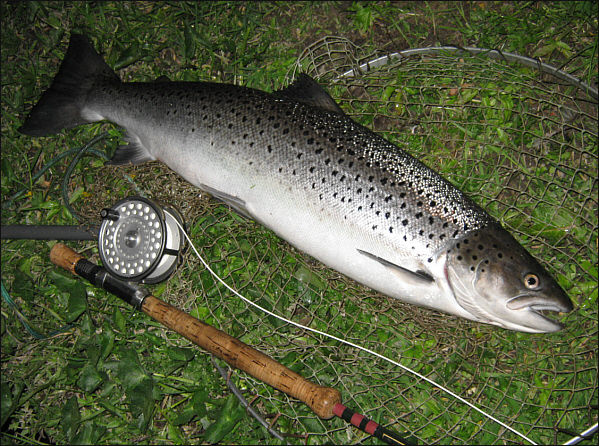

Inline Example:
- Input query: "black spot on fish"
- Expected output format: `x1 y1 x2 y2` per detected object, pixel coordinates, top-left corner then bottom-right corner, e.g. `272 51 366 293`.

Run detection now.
267 145 272 153
402 219 408 226
415 212 423 219
307 138 314 144
389 227 393 233
385 195 393 202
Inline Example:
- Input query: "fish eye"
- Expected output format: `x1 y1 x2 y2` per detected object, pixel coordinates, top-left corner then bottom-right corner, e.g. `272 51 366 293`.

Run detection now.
524 273 540 289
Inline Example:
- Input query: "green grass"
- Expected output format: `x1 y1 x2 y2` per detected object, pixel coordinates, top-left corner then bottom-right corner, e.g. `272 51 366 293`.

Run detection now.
2 2 597 445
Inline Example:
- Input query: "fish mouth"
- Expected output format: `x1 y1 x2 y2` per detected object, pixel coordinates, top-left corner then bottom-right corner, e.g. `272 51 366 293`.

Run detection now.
505 294 573 333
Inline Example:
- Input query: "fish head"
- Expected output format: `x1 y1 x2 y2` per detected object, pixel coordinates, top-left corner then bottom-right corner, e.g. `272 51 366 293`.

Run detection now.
444 223 574 333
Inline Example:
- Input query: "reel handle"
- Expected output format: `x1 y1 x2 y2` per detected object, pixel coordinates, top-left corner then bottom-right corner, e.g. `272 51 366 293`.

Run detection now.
50 243 341 419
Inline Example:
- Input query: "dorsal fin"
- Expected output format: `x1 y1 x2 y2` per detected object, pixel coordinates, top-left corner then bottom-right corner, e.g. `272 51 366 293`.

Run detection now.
273 73 345 115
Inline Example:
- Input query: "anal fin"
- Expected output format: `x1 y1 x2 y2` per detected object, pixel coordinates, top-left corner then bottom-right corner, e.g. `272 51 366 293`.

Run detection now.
357 249 434 285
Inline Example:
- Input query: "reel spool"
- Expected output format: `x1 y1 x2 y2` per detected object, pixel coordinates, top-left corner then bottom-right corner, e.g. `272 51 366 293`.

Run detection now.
98 196 185 284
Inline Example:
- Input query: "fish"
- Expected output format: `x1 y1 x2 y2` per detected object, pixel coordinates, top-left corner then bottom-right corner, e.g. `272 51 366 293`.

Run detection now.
19 34 574 333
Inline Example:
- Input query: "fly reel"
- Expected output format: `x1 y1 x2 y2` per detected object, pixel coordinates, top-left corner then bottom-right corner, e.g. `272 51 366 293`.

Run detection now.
98 196 185 284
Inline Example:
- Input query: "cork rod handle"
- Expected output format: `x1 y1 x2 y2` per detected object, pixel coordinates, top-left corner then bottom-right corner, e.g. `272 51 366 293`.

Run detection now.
50 243 341 419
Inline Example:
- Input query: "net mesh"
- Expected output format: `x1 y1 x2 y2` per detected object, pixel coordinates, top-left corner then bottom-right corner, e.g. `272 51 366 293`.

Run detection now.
80 37 597 444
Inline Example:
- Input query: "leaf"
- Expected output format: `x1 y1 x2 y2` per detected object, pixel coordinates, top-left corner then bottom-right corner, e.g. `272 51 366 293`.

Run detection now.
71 421 106 445
78 363 103 392
116 348 150 390
167 346 195 362
113 43 143 70
66 287 87 323
61 396 81 442
191 390 208 418
12 268 35 302
113 307 126 332
173 406 197 426
127 383 154 432
50 271 87 323
99 327 116 360
203 395 245 443
184 24 196 60
0 381 22 428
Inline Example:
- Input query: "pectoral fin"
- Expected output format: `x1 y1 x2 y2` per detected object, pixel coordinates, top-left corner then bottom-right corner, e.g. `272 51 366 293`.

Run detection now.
199 183 251 219
106 131 155 165
357 249 434 285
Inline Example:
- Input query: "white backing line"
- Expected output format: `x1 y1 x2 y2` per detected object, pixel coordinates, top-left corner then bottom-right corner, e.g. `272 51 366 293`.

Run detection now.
177 220 536 445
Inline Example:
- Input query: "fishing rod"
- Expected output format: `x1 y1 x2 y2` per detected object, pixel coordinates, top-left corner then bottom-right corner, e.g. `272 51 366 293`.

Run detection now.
50 242 414 445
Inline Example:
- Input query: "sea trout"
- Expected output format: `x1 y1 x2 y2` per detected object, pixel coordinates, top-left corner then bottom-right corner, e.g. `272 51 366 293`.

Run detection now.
19 34 574 332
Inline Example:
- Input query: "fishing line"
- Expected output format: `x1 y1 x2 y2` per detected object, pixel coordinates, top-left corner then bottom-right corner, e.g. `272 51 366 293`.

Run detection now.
174 219 536 445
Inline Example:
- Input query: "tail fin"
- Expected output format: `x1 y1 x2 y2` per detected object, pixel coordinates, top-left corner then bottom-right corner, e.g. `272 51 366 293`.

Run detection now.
18 34 119 136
